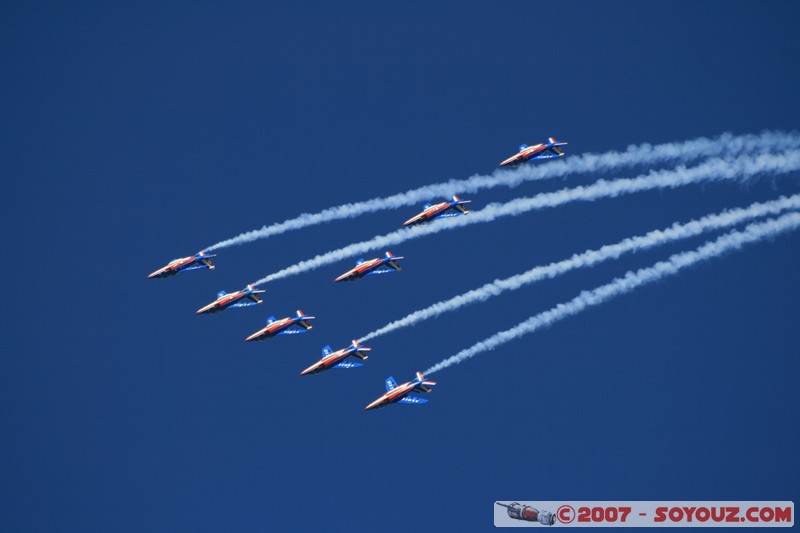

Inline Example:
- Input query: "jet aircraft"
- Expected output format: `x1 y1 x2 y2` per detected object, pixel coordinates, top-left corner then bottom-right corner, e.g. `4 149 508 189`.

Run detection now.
195 284 265 315
148 251 216 279
498 137 568 167
245 310 316 342
300 340 372 375
402 196 471 227
496 502 556 525
364 371 437 410
334 252 404 283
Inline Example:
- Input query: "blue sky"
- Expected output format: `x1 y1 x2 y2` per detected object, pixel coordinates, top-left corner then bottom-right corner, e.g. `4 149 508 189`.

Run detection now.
2 2 799 530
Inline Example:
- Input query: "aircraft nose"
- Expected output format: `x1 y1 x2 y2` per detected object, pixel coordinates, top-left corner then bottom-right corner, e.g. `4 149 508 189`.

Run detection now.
245 330 263 342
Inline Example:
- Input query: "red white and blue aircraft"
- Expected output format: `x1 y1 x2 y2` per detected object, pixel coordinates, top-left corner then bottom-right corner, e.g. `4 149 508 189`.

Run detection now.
148 251 216 279
300 340 372 375
334 252 404 283
403 196 472 227
195 284 265 315
245 310 316 342
498 137 568 167
364 371 437 411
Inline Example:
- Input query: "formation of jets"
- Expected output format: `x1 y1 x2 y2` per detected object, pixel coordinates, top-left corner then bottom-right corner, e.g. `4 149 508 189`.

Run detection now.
148 137 566 410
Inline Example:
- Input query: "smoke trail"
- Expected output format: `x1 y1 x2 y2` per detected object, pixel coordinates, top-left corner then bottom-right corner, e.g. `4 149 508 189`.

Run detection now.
423 212 800 375
359 195 800 341
250 150 800 285
206 131 800 251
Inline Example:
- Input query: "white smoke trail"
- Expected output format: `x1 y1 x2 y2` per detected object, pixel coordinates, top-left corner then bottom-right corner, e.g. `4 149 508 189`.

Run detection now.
250 150 800 285
206 131 800 251
423 212 800 375
359 194 800 342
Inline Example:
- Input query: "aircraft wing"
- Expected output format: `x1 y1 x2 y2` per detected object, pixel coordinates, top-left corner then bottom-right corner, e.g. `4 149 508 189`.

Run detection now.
276 326 308 335
397 396 428 405
334 361 363 369
385 377 398 391
529 151 562 161
229 299 259 309
364 265 397 276
179 263 209 272
433 211 460 221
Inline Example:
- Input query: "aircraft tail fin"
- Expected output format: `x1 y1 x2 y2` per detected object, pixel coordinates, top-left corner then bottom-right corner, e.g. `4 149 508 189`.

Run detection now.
351 339 371 360
246 284 265 296
453 196 471 214
296 310 315 330
416 371 437 390
385 251 404 270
